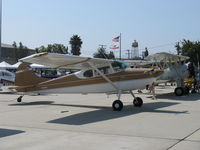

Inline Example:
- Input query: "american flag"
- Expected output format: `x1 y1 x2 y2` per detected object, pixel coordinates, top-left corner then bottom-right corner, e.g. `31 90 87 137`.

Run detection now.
112 36 120 42
110 45 119 50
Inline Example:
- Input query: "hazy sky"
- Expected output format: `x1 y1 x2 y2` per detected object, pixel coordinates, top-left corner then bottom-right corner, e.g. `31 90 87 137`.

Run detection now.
2 0 200 57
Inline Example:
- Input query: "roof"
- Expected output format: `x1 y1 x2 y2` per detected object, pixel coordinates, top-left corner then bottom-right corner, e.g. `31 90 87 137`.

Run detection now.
1 43 35 51
1 43 14 48
0 61 15 68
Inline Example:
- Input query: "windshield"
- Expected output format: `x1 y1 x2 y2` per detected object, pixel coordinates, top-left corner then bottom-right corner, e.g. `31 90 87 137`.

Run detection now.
111 61 129 72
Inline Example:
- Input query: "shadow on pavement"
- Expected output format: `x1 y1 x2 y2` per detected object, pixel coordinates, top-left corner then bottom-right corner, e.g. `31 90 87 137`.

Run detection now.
156 92 200 101
48 102 188 125
0 128 25 138
8 101 54 106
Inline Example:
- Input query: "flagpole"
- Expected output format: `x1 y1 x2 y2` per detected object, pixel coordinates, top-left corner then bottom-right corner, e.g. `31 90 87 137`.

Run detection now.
119 33 121 60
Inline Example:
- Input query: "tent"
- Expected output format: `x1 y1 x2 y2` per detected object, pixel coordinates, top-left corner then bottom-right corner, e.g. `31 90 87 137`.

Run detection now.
0 61 14 69
12 62 22 68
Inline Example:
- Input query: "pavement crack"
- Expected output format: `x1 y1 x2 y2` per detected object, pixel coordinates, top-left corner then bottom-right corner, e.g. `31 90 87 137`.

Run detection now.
166 127 200 150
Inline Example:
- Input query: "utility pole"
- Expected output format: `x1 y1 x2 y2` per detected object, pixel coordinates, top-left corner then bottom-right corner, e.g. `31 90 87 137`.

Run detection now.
99 44 106 49
126 49 131 59
119 33 121 60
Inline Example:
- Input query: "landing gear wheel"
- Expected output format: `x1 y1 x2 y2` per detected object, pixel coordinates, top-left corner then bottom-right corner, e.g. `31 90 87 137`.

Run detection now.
133 97 143 107
112 100 123 111
174 87 184 96
17 96 23 103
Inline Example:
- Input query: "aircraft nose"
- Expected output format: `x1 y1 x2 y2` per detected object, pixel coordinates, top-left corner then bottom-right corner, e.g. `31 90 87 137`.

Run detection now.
156 70 164 76
149 69 164 76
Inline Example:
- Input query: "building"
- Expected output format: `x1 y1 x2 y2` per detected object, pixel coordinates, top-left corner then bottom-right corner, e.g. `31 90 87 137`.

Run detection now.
0 43 35 64
131 40 139 58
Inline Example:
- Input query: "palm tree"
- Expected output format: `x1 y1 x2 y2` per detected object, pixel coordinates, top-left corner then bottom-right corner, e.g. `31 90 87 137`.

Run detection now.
69 35 82 55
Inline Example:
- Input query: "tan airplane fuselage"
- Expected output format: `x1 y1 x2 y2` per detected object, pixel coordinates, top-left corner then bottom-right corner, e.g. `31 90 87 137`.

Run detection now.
13 66 163 94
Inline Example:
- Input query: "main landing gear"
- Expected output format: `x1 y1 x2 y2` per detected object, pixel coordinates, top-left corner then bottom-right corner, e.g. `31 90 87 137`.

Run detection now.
112 90 143 111
174 87 189 96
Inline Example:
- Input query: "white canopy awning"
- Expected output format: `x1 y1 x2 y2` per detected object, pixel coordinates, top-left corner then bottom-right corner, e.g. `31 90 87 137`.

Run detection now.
12 62 22 68
0 61 14 69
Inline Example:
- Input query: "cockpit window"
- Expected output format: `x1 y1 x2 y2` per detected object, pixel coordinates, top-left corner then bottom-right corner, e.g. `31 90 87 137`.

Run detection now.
94 66 110 76
83 70 93 77
111 61 129 72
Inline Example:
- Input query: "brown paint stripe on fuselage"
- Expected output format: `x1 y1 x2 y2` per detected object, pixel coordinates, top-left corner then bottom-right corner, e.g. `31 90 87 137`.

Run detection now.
16 68 163 92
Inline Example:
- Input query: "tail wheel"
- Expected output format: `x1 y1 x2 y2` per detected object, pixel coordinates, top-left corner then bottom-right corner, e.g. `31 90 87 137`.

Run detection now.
174 87 184 96
133 97 143 107
112 100 123 111
17 96 23 103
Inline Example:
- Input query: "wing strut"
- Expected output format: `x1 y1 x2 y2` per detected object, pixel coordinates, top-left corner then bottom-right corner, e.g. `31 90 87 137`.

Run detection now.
88 62 119 91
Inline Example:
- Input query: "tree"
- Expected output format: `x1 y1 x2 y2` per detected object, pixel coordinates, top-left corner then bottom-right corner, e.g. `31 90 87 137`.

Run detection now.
175 39 200 65
108 51 115 59
144 47 149 57
175 42 181 55
12 41 17 48
12 41 18 61
51 44 68 54
12 41 29 60
18 42 29 59
93 47 115 59
36 44 68 54
69 35 82 55
93 47 108 58
36 45 46 53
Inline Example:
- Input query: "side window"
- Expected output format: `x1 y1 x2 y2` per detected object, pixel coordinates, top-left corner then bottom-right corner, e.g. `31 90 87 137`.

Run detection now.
4 73 11 77
83 70 93 77
112 61 122 72
112 61 128 72
94 67 110 76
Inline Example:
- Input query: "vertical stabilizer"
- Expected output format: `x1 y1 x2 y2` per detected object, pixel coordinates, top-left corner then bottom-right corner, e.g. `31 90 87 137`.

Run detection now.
15 63 48 86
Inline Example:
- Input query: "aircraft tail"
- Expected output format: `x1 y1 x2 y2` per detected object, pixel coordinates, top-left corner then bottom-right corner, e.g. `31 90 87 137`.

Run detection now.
15 63 49 86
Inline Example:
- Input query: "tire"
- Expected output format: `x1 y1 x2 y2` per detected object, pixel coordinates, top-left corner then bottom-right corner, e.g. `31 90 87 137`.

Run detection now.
17 97 22 102
174 87 184 96
133 97 143 107
112 100 123 111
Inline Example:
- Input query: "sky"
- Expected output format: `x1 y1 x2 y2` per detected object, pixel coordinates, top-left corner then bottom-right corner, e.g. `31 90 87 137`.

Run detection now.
2 0 200 58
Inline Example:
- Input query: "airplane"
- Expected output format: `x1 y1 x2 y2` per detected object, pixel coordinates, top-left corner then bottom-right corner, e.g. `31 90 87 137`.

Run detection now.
6 52 164 111
126 52 190 96
0 70 15 87
144 52 190 96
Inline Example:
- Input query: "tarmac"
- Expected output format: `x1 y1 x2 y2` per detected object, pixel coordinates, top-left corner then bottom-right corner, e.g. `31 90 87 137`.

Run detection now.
0 85 200 150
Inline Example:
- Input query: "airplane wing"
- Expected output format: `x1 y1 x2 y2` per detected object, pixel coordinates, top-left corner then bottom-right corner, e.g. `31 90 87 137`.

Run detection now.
124 60 155 66
144 52 190 62
19 52 113 69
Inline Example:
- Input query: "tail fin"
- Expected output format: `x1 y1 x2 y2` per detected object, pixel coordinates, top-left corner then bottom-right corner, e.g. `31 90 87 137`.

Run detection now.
15 63 49 86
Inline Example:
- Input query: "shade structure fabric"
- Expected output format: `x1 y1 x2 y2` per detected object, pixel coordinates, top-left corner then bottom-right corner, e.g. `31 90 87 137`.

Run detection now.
0 61 14 69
